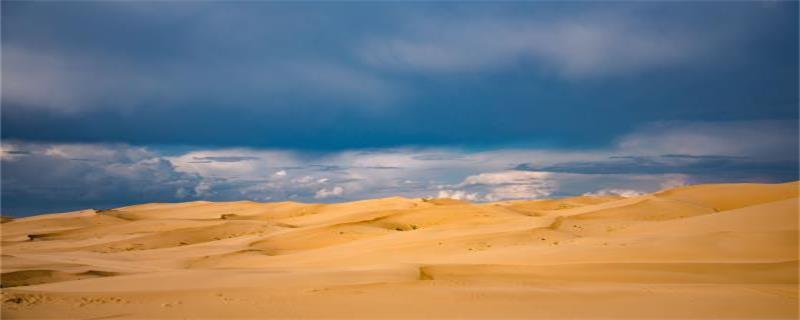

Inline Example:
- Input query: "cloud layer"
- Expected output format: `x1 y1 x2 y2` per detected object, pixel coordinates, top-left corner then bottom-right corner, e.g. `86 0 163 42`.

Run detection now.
2 2 797 150
3 121 795 215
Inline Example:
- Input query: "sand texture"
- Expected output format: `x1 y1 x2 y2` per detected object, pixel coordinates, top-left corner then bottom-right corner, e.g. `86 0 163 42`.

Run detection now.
2 182 798 319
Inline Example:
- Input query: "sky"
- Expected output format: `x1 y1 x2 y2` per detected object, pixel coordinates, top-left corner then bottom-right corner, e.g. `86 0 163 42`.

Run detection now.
1 1 798 216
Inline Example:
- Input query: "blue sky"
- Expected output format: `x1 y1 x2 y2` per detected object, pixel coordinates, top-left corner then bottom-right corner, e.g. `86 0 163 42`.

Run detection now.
1 1 798 216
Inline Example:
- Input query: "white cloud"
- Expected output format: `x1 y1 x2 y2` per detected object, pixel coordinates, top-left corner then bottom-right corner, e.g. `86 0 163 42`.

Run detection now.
460 171 552 187
273 170 287 177
168 149 298 178
437 190 481 201
583 188 644 198
485 184 554 201
315 186 345 199
437 170 557 201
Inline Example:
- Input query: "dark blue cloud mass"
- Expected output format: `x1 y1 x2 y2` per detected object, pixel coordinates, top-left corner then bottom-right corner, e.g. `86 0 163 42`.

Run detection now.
2 1 797 150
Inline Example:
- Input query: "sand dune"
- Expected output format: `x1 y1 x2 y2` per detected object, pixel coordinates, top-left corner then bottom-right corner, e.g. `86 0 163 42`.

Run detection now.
1 182 797 318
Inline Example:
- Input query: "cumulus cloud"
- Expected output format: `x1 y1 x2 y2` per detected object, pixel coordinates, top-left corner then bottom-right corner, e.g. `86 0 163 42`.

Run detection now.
436 190 481 201
460 171 552 187
315 186 345 199
487 184 555 201
437 171 557 201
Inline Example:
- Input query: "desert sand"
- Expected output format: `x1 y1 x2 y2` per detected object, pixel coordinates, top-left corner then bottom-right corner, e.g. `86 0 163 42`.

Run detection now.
1 182 798 319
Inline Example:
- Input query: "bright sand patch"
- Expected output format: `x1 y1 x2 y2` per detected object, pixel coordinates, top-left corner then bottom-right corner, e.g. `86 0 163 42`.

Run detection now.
2 182 798 318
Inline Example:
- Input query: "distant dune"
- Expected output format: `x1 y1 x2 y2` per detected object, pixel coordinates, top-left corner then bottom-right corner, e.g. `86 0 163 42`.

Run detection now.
2 182 798 319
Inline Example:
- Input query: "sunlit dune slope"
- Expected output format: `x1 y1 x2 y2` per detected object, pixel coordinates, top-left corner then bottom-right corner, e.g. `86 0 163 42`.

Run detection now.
2 181 798 319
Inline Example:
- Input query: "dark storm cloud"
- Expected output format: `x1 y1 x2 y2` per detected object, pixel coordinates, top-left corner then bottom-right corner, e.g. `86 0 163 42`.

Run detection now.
1 2 797 149
0 143 202 215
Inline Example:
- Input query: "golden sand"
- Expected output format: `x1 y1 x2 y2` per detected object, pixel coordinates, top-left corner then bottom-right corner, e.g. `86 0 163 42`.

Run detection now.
2 182 797 318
